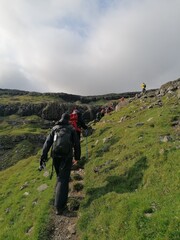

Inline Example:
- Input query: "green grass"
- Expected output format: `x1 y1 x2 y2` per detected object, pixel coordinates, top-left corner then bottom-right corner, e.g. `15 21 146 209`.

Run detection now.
0 91 179 239
0 154 55 240
0 94 63 104
0 115 48 169
0 115 47 136
78 94 180 240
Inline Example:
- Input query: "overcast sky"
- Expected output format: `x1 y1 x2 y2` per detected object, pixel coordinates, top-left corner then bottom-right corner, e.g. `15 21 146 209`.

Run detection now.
0 0 179 95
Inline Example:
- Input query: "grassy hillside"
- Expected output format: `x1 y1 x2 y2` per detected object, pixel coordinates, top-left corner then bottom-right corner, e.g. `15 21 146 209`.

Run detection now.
78 93 180 239
0 114 47 170
0 154 55 240
0 87 179 239
0 93 62 104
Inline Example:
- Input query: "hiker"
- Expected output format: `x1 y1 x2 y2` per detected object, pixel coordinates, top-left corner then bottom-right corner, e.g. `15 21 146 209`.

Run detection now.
69 108 88 158
39 113 80 215
95 108 105 122
105 104 114 114
100 107 105 117
141 82 146 94
95 111 102 122
69 108 88 140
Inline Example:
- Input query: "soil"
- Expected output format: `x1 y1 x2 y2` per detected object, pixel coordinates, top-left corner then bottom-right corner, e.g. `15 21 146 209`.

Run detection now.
50 168 85 240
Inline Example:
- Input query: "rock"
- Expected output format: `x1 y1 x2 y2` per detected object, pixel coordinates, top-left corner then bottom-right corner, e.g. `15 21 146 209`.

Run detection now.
94 167 100 173
5 208 10 213
159 149 165 155
37 184 48 192
20 182 28 190
26 226 34 235
67 224 76 234
23 192 29 196
119 115 130 122
43 171 49 177
159 78 180 95
147 117 153 122
144 213 152 218
135 122 144 127
171 121 180 127
160 135 172 142
103 136 112 143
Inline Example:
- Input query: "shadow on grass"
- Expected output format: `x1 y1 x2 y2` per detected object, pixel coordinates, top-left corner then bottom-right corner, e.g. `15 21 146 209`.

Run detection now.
84 156 147 207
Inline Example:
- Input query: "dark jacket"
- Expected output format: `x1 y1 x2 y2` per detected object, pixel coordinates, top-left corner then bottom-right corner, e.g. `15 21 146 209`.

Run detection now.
41 113 80 161
77 111 88 130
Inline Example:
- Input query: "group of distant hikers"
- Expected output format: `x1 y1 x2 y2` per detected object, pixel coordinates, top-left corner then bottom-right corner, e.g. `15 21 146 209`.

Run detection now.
39 83 147 215
95 104 115 122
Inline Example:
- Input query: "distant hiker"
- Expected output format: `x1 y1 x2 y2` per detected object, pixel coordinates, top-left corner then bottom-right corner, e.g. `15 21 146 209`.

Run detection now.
141 82 146 94
69 108 88 158
39 113 80 215
100 107 105 117
95 107 104 122
69 108 88 140
96 111 102 122
105 104 114 114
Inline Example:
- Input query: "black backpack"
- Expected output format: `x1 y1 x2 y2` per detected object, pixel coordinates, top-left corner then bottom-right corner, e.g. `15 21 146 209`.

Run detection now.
52 125 72 156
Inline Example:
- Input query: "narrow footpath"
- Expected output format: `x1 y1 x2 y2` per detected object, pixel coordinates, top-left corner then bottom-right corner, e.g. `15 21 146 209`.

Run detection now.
50 168 85 240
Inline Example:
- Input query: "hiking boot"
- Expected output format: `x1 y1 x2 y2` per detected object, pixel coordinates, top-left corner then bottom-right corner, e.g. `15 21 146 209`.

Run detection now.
55 206 67 215
55 208 64 215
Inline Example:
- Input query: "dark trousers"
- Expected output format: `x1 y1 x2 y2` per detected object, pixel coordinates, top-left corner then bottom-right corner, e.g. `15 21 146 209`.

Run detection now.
53 156 72 210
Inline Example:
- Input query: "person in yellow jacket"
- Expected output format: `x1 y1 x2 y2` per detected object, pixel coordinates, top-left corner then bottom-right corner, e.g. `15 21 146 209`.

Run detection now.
141 83 146 94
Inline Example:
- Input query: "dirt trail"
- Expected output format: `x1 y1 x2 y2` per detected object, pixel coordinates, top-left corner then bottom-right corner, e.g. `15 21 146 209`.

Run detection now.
50 168 85 240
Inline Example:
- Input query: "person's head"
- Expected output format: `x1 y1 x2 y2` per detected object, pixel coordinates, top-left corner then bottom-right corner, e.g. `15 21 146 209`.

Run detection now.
72 109 78 114
59 112 70 124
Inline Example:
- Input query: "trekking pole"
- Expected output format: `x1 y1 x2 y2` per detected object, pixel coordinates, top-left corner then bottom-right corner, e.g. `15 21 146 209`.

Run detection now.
85 135 88 160
50 160 54 180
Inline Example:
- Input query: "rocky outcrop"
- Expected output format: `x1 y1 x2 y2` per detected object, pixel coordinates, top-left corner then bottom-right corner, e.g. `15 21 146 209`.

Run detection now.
115 78 180 112
0 101 100 122
0 133 46 170
0 88 139 102
157 78 180 96
0 88 139 121
0 103 45 117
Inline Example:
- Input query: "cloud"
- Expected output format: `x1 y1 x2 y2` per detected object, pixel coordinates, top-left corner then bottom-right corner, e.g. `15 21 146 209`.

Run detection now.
0 60 43 91
0 0 179 95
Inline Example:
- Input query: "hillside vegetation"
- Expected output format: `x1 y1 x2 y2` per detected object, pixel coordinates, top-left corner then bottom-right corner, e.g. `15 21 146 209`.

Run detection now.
78 91 180 240
0 80 179 240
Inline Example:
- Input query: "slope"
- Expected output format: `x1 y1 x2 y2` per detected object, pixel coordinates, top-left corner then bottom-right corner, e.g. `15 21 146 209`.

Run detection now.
0 80 179 240
78 90 180 239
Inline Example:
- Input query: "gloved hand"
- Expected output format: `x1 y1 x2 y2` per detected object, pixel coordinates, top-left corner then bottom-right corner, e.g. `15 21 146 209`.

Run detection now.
38 156 47 171
85 129 88 137
72 159 78 165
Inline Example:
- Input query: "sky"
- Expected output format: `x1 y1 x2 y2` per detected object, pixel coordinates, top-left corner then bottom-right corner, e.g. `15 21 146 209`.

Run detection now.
0 0 180 95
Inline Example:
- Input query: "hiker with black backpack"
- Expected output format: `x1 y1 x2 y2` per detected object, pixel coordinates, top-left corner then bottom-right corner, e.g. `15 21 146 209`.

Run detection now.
39 113 80 215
